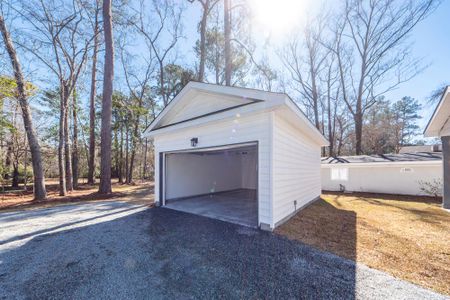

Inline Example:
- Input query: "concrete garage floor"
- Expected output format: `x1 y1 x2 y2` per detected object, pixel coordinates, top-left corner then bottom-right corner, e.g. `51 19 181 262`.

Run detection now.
164 189 257 227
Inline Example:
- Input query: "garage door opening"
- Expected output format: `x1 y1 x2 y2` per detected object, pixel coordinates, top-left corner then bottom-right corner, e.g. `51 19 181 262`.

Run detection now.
162 143 258 227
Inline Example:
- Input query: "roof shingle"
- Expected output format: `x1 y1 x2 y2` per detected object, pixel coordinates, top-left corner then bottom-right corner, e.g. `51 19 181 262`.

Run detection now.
321 152 442 164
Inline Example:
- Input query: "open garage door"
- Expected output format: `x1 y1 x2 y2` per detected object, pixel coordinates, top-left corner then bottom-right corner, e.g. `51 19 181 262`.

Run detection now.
162 143 258 227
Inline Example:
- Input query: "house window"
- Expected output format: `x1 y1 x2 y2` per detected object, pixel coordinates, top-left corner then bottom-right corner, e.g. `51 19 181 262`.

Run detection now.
331 168 349 181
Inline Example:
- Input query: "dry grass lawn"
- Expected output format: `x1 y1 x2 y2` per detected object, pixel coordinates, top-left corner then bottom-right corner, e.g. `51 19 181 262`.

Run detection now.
276 192 450 295
0 180 154 211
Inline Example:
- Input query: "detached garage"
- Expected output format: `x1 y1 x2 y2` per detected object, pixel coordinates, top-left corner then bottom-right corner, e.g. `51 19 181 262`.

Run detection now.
144 82 328 230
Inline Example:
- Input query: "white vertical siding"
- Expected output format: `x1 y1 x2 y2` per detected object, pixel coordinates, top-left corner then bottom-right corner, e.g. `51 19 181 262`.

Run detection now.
153 112 272 226
272 111 322 225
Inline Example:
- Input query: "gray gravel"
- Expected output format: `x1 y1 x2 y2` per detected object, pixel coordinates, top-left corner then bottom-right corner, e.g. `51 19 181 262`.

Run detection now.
0 201 447 300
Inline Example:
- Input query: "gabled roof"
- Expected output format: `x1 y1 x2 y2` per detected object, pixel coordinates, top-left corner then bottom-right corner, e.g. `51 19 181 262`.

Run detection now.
321 152 442 165
424 86 450 137
144 82 329 146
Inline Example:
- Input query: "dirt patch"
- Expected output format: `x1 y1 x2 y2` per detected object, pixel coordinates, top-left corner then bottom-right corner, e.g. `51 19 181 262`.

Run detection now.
0 180 154 211
276 193 450 295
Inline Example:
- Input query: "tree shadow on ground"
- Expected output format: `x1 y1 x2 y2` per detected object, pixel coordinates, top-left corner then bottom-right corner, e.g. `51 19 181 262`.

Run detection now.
0 204 147 246
276 198 357 264
325 191 442 204
1 206 358 299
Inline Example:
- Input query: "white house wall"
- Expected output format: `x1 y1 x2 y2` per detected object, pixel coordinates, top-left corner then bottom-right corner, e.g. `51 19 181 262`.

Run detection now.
321 163 442 196
272 111 322 226
165 152 243 199
154 112 272 226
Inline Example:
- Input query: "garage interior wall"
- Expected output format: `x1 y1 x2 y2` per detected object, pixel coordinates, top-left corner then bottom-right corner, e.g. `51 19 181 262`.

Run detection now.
165 147 257 200
321 164 442 196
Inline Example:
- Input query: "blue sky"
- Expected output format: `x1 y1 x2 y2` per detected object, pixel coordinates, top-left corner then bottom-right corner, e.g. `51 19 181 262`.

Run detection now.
382 1 450 130
14 0 448 139
181 1 450 137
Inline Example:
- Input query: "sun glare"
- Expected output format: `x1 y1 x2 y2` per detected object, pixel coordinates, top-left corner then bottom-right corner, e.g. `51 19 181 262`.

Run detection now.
250 0 309 36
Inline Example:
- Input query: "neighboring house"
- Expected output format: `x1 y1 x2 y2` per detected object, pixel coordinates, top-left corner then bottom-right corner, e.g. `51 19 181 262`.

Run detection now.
424 86 450 208
321 152 442 196
143 82 328 230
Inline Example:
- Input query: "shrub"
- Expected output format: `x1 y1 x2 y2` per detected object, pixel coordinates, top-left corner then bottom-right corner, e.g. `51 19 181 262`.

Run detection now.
418 179 442 200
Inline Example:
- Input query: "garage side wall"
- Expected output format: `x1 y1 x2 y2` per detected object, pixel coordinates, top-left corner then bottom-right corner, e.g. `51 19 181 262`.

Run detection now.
153 112 272 226
321 163 442 196
272 112 322 226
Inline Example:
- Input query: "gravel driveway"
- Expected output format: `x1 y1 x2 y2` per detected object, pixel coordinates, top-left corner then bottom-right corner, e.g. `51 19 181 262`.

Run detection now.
0 201 446 300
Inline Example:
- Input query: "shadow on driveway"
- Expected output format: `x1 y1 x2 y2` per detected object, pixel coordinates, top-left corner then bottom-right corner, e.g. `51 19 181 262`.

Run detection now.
0 206 445 299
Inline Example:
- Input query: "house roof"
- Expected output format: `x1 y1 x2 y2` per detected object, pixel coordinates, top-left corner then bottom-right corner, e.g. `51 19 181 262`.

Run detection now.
144 81 329 146
321 152 442 164
424 86 450 137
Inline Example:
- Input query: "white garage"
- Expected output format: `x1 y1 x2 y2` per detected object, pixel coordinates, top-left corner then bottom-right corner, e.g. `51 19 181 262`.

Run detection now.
144 82 328 230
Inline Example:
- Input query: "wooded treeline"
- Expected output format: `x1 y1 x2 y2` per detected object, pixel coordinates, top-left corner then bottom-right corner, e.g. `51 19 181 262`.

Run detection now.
0 0 441 200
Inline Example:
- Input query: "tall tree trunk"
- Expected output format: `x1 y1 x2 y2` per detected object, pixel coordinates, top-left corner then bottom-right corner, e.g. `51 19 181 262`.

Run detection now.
0 100 3 168
99 0 114 194
88 12 99 185
309 59 320 131
64 87 73 191
142 137 148 180
223 0 231 86
321 104 326 157
128 102 142 183
11 162 19 188
327 97 334 157
128 133 136 184
23 143 28 190
337 117 344 156
125 124 129 183
198 1 208 82
354 47 367 155
72 90 79 189
0 15 47 200
58 85 67 195
4 140 12 179
118 122 124 184
326 72 334 157
113 126 119 180
355 112 363 155
159 62 167 106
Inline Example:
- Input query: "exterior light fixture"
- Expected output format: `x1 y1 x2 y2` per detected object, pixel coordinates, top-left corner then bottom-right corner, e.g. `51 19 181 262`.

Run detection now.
190 137 198 147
